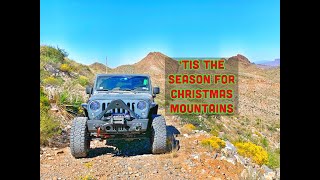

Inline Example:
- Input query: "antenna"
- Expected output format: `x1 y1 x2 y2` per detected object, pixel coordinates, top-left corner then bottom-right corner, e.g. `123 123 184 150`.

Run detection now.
105 56 108 74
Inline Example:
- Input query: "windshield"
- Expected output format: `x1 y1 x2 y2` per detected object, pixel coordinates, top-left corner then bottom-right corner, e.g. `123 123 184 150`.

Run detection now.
95 75 150 91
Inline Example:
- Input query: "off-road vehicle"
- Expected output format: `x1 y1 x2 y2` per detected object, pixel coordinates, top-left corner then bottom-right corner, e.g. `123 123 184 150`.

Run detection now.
70 74 167 158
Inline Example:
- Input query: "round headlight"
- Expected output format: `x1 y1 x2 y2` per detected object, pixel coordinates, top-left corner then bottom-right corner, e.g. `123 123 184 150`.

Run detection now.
137 101 147 110
89 101 100 111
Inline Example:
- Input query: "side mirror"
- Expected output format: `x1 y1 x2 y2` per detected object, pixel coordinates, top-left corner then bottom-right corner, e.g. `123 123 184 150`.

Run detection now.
86 85 93 95
153 86 160 94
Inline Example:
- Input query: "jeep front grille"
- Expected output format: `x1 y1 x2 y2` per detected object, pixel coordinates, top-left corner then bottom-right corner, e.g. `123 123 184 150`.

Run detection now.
102 102 136 113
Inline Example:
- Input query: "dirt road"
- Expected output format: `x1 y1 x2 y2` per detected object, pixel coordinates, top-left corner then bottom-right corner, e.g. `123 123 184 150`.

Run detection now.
40 114 244 180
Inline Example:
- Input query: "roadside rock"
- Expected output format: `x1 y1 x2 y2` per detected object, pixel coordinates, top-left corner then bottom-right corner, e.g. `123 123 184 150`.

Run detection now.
44 64 59 75
185 159 196 167
264 171 276 180
276 168 280 179
183 134 189 138
234 154 246 165
240 169 248 179
261 165 273 173
226 158 236 165
191 154 200 161
224 141 237 154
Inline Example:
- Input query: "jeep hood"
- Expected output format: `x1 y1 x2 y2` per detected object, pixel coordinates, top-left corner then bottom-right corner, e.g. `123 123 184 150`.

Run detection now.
89 92 153 101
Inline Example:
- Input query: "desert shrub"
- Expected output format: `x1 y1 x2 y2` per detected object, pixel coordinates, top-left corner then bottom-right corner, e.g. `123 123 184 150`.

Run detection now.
210 124 223 136
261 137 269 148
66 60 81 72
180 114 200 126
210 128 219 136
40 110 61 145
267 149 280 169
78 75 89 86
184 123 196 130
58 90 69 105
40 87 50 111
181 123 196 134
79 175 96 180
40 54 52 63
60 63 71 72
256 118 261 123
79 162 96 180
57 90 83 104
201 136 226 151
40 45 68 63
155 99 165 108
57 90 84 114
84 162 93 168
267 123 280 132
221 133 229 141
40 68 50 80
43 76 63 86
235 142 268 165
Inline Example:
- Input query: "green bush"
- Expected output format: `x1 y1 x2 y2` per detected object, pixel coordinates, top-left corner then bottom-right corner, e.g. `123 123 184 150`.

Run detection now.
40 45 68 63
40 55 52 63
40 68 50 80
261 137 269 148
57 90 84 114
40 87 50 111
43 76 63 86
210 124 223 136
40 110 61 145
78 75 89 86
267 149 280 169
60 63 71 72
58 91 69 105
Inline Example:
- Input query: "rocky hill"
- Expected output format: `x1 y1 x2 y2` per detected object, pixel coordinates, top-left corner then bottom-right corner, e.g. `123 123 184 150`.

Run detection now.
89 62 112 74
227 54 251 67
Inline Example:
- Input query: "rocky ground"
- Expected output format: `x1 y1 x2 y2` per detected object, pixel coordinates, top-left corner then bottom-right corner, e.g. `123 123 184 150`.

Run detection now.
40 112 279 180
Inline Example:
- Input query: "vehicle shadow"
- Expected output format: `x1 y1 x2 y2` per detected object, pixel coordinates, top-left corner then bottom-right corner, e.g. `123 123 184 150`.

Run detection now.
88 125 180 158
87 146 117 158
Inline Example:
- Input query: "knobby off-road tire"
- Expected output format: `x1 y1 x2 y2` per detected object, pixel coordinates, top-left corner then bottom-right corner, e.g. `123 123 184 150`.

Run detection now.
70 117 90 158
151 115 167 154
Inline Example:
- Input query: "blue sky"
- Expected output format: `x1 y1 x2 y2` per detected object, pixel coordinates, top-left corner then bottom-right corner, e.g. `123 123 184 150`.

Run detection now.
40 0 279 68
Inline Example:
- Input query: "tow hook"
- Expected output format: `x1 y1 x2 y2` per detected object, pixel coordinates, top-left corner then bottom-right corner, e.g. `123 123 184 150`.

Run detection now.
97 127 101 137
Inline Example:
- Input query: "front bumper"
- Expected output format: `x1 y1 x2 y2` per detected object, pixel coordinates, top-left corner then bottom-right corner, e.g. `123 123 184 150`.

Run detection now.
87 118 149 134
